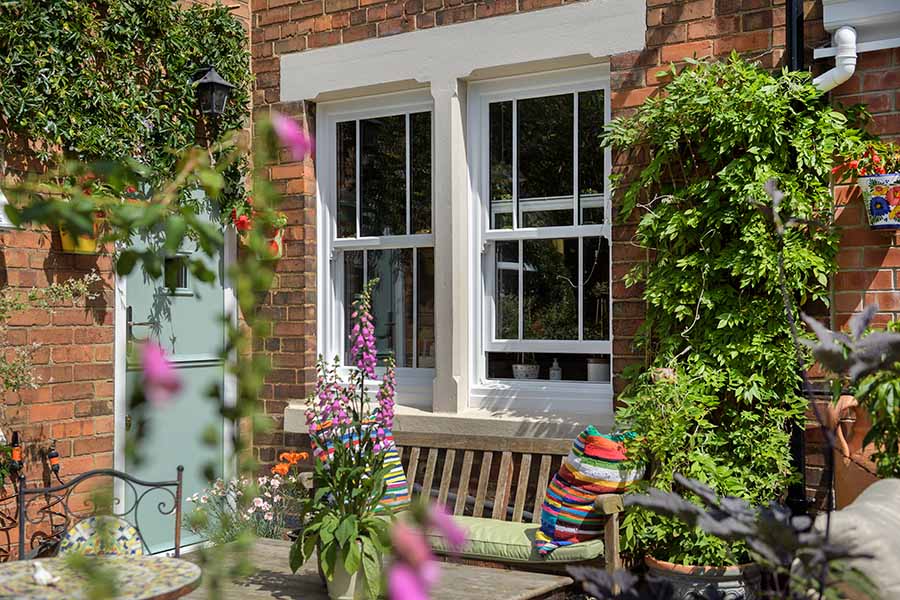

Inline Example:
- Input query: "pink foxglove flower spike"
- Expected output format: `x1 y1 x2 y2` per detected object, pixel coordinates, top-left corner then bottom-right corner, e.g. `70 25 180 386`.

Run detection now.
141 342 182 407
272 112 312 161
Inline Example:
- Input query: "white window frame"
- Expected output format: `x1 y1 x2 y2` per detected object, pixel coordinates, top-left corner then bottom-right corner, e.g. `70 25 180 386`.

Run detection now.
468 66 614 408
0 187 15 229
316 89 436 408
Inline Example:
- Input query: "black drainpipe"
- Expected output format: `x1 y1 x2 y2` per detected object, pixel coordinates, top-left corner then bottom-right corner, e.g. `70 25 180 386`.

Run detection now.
785 0 811 518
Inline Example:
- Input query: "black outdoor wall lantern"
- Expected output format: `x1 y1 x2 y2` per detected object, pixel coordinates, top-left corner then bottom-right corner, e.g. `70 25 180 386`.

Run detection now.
193 66 234 116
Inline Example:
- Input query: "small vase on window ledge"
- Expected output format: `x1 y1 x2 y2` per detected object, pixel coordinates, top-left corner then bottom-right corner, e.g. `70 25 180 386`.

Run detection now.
512 353 539 380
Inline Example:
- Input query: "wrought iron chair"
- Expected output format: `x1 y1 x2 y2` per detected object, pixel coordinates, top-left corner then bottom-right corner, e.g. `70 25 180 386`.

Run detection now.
17 466 184 559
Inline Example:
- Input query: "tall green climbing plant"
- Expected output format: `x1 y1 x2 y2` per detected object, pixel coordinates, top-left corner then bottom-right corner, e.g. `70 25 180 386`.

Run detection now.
607 54 867 566
0 0 252 219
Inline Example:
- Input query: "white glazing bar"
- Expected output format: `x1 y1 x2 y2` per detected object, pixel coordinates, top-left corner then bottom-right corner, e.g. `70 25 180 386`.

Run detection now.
518 238 523 341
483 223 609 242
333 233 435 250
405 113 411 236
355 120 361 239
412 248 418 369
512 100 518 231
573 92 579 227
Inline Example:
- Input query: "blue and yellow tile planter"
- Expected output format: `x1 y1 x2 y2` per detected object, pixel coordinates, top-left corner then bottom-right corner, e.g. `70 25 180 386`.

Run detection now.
860 173 900 229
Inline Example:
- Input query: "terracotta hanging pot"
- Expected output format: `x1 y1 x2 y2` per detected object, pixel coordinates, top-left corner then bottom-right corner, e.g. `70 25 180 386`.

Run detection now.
261 226 284 261
826 394 879 510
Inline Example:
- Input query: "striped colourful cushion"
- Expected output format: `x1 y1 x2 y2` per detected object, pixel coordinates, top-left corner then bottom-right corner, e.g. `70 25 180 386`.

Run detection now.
310 424 410 513
534 426 643 556
377 443 411 513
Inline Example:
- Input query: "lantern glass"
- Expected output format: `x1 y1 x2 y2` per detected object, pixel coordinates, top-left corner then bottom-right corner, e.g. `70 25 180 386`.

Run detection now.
194 67 233 116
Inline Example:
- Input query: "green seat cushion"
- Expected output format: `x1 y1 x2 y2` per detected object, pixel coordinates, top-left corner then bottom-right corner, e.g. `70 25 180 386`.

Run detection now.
426 515 604 564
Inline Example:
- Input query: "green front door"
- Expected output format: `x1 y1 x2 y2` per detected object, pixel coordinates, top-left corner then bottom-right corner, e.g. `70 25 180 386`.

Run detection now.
123 220 227 554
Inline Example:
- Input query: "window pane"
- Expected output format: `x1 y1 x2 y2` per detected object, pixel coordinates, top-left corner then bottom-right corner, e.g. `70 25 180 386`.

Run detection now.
523 238 578 340
368 248 413 367
517 94 573 228
489 101 513 230
343 250 364 364
410 112 432 234
495 241 519 339
486 352 609 382
416 248 435 367
579 90 605 225
582 236 610 341
336 121 357 238
360 115 406 237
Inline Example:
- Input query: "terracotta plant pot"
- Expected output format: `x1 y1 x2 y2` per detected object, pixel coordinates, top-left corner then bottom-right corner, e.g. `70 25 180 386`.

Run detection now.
826 395 880 509
262 227 284 261
645 556 761 600
859 173 900 229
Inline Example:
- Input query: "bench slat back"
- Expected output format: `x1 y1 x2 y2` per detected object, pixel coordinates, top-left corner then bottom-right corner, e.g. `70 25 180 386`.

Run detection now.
393 432 571 524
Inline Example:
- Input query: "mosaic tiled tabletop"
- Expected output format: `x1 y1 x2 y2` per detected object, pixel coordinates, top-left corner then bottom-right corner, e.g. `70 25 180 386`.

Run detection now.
0 556 201 600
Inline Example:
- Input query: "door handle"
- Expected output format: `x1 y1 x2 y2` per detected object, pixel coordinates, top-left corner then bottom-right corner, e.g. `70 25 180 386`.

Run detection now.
126 306 153 342
125 415 133 431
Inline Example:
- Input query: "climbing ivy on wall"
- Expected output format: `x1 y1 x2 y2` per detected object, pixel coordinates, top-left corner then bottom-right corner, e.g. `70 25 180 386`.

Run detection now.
0 0 251 213
606 54 867 566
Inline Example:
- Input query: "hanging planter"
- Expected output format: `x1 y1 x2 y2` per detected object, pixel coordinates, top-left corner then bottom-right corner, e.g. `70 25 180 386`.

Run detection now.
59 212 104 254
859 173 900 229
262 225 284 260
834 142 900 230
230 200 287 261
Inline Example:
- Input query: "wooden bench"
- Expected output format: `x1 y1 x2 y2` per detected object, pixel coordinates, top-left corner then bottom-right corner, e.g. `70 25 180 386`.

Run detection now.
392 432 623 575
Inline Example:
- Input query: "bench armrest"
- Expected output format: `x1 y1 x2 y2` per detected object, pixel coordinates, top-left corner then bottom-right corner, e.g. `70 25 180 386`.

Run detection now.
594 494 624 515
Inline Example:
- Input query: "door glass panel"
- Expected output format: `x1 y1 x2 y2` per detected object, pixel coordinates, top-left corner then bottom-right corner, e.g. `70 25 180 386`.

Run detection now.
517 94 573 228
416 248 435 367
360 115 406 237
582 236 609 341
337 121 357 238
578 90 605 225
410 112 432 234
523 238 578 340
495 241 519 339
489 101 513 230
368 248 413 367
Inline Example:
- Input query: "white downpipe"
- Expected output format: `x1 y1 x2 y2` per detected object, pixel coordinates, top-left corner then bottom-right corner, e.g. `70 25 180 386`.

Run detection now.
814 26 858 92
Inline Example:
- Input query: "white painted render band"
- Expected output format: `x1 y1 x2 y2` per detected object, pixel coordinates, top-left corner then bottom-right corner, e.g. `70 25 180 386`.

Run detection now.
279 0 646 102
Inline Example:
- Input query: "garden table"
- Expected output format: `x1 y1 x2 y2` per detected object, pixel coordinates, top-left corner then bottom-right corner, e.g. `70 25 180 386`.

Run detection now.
184 538 573 600
0 555 201 600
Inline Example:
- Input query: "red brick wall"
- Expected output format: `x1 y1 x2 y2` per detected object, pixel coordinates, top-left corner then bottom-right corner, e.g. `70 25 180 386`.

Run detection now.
0 223 116 556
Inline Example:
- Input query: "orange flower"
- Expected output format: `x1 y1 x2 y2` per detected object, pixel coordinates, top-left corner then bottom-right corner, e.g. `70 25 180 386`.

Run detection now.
271 462 290 476
279 451 308 465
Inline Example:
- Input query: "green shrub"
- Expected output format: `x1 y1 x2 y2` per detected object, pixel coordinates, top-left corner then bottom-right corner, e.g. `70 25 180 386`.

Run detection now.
607 54 864 566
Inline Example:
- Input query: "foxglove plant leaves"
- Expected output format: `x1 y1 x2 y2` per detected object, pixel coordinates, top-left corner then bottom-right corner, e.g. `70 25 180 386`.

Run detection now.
802 306 900 382
846 330 900 382
849 304 878 341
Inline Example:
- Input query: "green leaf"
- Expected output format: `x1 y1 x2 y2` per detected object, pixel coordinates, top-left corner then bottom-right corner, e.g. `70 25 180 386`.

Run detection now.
163 216 186 254
360 536 382 600
115 250 138 276
335 515 358 548
343 540 361 575
289 539 305 573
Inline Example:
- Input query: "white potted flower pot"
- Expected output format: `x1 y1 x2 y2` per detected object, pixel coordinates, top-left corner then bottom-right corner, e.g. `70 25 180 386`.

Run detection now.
512 363 539 379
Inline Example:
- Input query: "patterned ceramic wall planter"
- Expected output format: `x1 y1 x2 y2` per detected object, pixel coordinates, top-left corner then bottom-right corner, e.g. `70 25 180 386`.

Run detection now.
860 173 900 229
